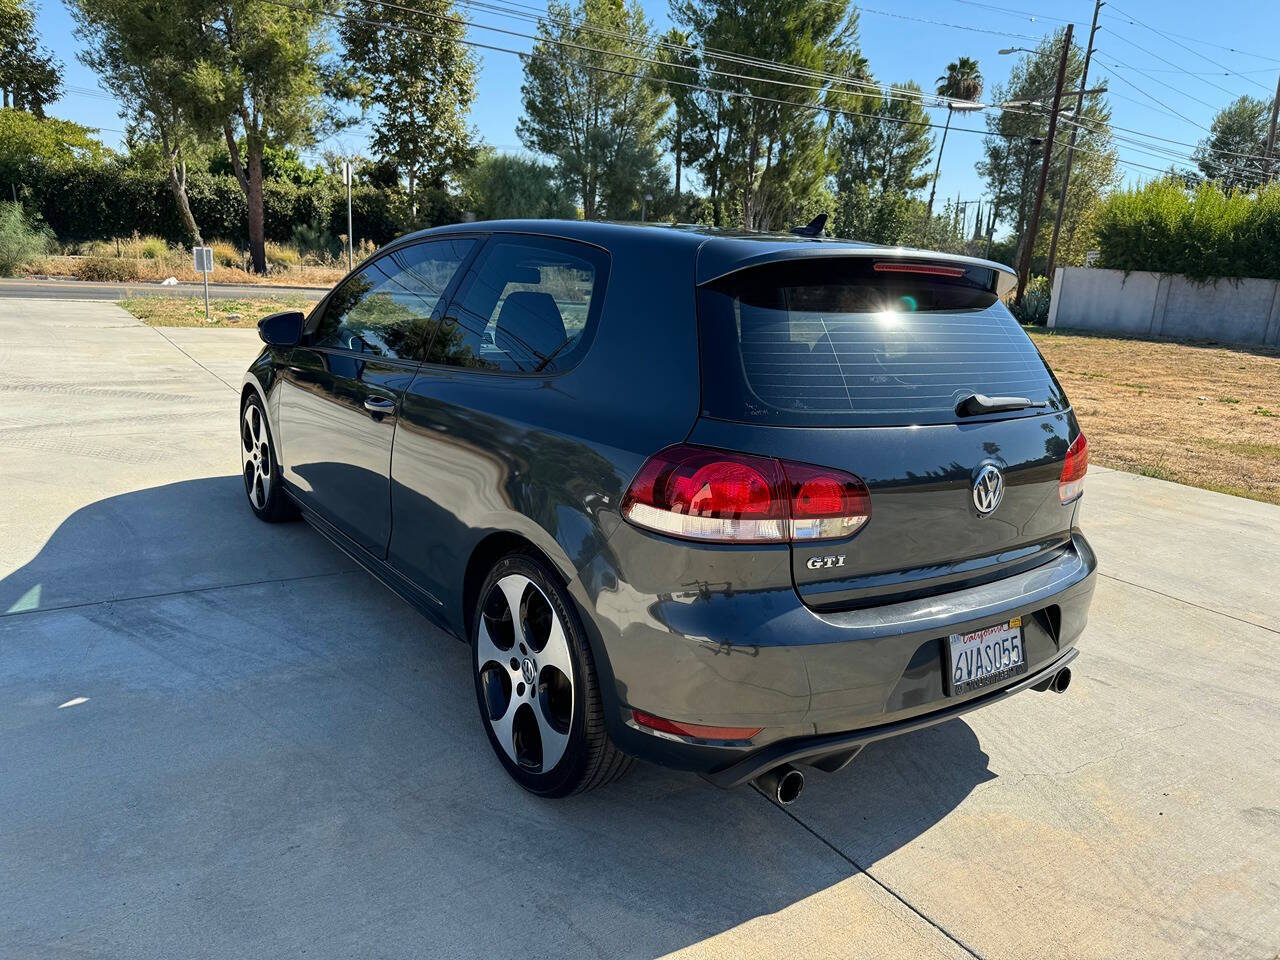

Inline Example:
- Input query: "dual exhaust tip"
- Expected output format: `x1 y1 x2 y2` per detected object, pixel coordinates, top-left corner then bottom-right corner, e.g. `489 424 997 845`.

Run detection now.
751 667 1072 805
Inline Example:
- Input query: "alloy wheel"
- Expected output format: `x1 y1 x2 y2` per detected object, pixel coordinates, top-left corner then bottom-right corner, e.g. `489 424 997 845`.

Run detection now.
476 573 575 773
241 403 272 510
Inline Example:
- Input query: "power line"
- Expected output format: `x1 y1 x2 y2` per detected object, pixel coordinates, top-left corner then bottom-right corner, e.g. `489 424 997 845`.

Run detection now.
1103 30 1244 100
1091 54 1212 131
1104 3 1278 92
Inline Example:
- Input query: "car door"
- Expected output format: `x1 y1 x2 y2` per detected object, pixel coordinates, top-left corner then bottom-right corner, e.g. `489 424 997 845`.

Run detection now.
388 234 610 610
278 236 477 555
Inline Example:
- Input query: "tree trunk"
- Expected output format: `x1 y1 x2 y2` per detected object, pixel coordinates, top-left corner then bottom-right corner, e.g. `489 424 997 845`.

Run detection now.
168 161 202 246
926 109 952 220
159 125 201 246
674 114 682 201
245 137 266 274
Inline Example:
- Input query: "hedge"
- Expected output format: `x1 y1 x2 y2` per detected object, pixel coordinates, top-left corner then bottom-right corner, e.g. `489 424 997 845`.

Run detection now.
1094 179 1280 281
22 160 457 250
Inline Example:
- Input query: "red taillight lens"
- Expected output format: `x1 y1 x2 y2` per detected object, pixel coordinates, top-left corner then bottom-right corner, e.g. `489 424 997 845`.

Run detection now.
1060 432 1088 504
632 709 762 742
621 444 870 543
621 445 788 542
783 460 872 540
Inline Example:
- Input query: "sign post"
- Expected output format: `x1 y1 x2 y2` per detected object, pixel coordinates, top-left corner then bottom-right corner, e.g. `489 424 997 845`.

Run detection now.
342 161 354 271
193 246 213 321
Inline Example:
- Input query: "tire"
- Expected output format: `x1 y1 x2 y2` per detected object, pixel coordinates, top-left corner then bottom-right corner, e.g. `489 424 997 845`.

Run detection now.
240 393 297 523
471 551 631 797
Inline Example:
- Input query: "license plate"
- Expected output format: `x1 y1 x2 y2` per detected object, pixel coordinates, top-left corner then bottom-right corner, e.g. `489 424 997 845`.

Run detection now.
947 617 1027 695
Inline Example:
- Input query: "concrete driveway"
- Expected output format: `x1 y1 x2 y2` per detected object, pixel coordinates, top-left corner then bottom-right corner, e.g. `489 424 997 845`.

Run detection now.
2 299 1277 960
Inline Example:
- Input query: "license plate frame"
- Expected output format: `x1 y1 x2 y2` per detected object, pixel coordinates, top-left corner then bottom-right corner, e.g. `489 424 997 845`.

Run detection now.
945 616 1028 696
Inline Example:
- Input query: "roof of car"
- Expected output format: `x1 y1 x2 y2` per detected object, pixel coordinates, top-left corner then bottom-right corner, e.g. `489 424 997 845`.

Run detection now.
404 219 1016 290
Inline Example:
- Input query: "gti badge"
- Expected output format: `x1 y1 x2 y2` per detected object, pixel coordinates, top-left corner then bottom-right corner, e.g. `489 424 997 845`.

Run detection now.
972 464 1005 516
806 555 847 570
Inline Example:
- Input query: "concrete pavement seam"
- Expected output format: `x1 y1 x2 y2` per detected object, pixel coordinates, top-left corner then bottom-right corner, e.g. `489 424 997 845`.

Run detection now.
145 322 239 392
0 569 355 622
750 785 985 960
1097 571 1280 637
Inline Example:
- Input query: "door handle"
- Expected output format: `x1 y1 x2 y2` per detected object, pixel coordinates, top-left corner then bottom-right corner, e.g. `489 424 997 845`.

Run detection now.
363 397 396 414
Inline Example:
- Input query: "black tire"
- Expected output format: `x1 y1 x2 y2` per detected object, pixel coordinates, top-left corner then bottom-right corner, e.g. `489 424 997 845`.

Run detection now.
240 392 298 523
471 551 631 797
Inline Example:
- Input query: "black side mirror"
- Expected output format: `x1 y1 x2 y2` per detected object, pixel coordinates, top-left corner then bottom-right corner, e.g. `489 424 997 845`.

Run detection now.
258 310 305 347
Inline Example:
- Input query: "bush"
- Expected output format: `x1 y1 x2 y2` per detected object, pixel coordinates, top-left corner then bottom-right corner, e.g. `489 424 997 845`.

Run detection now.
1095 178 1280 280
73 255 142 282
1010 275 1051 325
0 202 53 276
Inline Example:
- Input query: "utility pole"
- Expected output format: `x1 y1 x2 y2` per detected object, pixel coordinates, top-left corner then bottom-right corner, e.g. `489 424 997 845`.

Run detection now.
1016 23 1073 306
342 160 355 271
1047 2 1102 285
1264 71 1280 183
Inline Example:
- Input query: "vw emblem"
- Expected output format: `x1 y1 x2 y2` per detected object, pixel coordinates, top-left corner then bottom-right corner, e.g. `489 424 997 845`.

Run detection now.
972 464 1005 516
521 657 536 684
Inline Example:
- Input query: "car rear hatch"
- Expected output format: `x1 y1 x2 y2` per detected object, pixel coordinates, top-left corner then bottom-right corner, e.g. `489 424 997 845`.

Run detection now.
691 251 1083 611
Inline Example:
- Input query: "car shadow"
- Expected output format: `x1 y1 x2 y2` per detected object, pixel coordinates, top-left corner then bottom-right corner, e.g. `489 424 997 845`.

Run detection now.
0 477 995 959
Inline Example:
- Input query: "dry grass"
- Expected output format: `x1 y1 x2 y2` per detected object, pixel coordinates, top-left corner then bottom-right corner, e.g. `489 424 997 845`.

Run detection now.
121 295 318 328
28 253 347 287
1031 328 1280 504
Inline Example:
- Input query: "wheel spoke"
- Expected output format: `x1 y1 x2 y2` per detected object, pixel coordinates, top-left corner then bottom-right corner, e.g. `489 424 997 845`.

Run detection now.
476 617 510 670
536 616 574 681
534 707 569 771
491 688 520 763
496 575 530 648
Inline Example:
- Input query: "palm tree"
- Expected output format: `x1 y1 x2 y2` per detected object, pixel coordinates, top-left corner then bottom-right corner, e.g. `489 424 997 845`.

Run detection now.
926 57 984 219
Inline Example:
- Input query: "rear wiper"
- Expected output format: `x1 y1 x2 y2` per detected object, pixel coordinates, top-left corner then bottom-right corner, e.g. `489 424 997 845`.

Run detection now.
955 392 1049 416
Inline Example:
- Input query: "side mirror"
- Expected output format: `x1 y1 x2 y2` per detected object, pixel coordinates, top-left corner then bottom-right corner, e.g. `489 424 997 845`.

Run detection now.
258 310 305 347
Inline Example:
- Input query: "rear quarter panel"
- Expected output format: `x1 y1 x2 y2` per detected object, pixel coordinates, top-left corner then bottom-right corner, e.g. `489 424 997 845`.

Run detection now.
387 230 704 637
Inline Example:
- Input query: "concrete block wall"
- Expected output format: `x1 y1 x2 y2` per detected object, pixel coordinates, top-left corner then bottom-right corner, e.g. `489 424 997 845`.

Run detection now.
1047 267 1280 347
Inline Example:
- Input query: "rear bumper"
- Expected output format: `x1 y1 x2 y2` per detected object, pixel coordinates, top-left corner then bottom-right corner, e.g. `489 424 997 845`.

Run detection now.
703 647 1077 787
576 527 1096 781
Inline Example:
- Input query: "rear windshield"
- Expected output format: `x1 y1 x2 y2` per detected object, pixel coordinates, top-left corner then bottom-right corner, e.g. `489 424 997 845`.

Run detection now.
697 258 1066 427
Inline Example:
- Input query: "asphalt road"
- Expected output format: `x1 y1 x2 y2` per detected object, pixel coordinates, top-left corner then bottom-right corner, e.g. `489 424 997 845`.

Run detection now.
0 277 326 301
1 298 1277 960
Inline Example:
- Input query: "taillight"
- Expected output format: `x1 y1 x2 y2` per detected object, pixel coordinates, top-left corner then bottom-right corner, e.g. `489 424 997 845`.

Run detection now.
1059 432 1088 504
621 444 871 543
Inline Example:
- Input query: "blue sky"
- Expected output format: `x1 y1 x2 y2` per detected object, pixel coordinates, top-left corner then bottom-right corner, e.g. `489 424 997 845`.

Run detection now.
34 0 1280 231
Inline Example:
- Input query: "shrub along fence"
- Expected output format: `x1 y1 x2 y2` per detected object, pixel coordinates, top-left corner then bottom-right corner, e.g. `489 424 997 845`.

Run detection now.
1094 179 1280 282
21 161 461 251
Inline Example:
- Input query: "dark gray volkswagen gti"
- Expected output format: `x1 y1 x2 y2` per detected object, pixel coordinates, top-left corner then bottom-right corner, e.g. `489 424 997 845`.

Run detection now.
240 220 1095 803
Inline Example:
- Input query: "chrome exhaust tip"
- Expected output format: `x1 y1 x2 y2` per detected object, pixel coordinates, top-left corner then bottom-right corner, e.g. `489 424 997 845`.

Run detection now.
1051 667 1072 694
754 763 805 805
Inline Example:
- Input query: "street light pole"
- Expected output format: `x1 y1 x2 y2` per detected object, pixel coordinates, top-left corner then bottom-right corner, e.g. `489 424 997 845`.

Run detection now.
1016 23 1073 306
1046 0 1103 285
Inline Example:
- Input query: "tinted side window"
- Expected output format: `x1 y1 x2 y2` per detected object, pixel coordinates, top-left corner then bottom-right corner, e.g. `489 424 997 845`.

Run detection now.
425 236 606 373
309 238 475 360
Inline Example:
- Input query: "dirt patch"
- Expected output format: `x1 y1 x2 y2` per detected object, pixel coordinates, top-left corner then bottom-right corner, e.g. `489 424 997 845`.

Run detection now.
120 296 317 329
1030 329 1280 504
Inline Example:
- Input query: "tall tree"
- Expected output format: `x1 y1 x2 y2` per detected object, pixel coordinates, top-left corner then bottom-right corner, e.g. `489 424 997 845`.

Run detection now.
189 0 331 273
926 56 982 219
519 0 667 221
832 82 933 195
0 0 61 115
1194 95 1269 191
340 0 478 223
674 0 867 232
979 30 1116 271
71 0 207 243
653 27 699 202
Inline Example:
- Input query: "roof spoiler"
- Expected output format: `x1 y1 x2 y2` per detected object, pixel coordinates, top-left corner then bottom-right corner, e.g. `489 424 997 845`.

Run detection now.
699 245 1018 298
